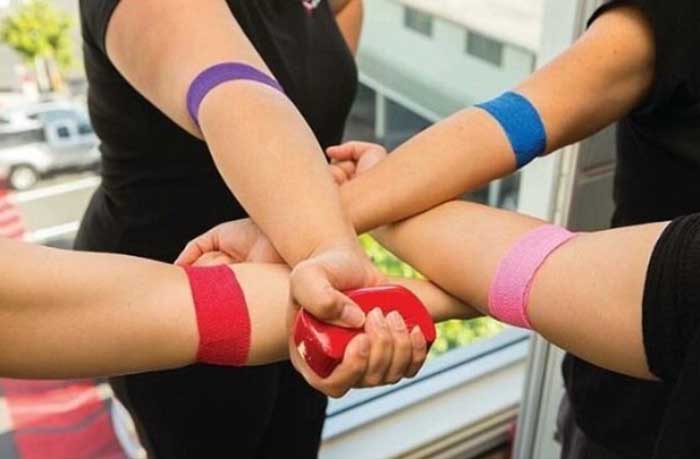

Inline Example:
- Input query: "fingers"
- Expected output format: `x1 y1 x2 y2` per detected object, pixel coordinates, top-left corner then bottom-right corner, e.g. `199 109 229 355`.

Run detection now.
360 308 394 387
384 311 413 384
355 147 388 175
329 161 357 185
175 219 279 265
290 333 371 399
406 326 428 378
289 260 365 328
334 160 356 176
329 164 347 185
326 141 386 162
174 228 221 266
192 251 237 266
289 312 429 396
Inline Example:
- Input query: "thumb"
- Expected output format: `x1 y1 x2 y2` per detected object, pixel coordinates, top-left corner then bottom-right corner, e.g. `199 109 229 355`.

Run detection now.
290 261 365 328
175 232 218 266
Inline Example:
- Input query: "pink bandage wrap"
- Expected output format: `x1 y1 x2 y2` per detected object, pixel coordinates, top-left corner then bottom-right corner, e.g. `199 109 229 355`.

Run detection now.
488 225 576 329
184 265 250 366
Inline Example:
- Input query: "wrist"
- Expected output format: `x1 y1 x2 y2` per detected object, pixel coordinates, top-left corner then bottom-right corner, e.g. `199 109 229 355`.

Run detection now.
340 179 378 234
306 235 363 260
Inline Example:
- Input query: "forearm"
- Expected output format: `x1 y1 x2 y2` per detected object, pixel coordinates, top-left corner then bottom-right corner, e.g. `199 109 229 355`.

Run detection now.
108 0 355 267
200 87 355 265
0 238 198 379
333 0 364 55
374 201 664 380
0 239 470 379
341 6 654 233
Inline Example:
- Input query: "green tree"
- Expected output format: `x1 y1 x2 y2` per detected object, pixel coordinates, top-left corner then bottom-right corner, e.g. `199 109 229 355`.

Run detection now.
0 0 74 90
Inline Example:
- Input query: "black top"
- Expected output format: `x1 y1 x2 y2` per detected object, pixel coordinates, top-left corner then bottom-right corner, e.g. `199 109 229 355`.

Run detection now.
563 1 700 457
642 214 700 459
75 0 357 262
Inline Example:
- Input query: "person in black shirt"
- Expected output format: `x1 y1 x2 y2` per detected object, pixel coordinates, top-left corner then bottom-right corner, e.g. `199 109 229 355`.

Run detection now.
76 1 427 458
183 2 700 457
366 199 700 459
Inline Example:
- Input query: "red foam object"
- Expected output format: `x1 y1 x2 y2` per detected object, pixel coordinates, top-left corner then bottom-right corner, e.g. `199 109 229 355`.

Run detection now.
294 285 436 378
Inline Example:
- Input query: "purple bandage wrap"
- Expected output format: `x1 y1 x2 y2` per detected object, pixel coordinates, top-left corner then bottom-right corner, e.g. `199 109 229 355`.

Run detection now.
488 225 577 329
186 62 284 126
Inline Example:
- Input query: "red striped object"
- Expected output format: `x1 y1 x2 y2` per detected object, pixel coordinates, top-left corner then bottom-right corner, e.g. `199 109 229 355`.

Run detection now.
0 189 25 240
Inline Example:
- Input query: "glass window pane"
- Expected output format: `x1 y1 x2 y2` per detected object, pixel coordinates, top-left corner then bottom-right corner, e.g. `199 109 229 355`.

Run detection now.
384 98 431 149
467 31 504 67
345 83 377 142
404 7 433 37
56 126 71 138
78 123 93 135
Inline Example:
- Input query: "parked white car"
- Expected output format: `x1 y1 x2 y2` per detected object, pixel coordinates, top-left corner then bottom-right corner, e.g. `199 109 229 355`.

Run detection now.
0 102 100 190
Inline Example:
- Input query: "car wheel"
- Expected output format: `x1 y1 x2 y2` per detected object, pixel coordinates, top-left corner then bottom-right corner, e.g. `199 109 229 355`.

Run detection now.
9 165 39 191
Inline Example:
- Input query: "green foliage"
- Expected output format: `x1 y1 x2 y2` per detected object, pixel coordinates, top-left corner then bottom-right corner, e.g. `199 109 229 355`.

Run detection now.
359 234 503 358
0 0 73 69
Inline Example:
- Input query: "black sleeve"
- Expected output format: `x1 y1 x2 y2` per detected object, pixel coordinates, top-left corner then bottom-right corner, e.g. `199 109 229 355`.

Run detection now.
588 0 700 111
642 214 700 382
79 0 121 55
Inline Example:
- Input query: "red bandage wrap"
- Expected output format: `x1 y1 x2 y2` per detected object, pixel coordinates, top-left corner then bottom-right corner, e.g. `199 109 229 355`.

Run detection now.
184 265 250 366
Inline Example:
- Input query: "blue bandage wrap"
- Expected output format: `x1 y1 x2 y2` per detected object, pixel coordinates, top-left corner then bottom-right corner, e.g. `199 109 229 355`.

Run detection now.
476 91 547 168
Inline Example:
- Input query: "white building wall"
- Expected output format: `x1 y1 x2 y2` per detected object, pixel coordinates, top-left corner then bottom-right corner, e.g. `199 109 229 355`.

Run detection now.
359 0 536 116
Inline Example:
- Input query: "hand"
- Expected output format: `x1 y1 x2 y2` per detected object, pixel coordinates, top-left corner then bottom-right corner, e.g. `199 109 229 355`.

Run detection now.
175 218 283 266
191 250 237 266
327 141 387 184
287 240 429 397
289 309 429 398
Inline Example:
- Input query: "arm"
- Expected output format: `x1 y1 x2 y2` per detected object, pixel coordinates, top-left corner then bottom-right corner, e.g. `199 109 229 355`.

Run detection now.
0 238 471 382
335 5 655 232
373 201 664 380
332 0 364 55
106 0 375 328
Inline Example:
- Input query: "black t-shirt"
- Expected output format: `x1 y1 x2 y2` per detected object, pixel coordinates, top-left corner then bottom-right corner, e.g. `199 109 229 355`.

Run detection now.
643 214 700 459
563 1 700 457
75 1 358 262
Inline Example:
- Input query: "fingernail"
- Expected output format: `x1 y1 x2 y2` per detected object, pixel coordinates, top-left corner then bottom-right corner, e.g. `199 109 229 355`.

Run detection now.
388 311 406 331
411 326 426 348
341 304 365 327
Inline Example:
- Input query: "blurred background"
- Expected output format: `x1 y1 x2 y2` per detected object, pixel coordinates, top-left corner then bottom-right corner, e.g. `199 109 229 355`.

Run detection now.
0 1 558 458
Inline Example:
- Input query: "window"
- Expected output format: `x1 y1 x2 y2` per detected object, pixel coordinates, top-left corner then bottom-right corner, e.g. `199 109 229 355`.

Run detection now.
56 126 71 139
384 98 431 149
78 123 94 136
344 84 377 142
466 30 504 67
404 7 433 37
